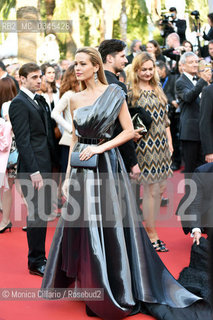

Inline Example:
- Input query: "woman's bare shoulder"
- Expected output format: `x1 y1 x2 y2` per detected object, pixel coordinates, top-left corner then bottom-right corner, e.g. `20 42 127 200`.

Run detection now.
70 90 86 109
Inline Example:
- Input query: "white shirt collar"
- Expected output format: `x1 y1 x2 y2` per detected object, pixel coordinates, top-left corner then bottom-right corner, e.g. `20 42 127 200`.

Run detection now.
20 86 36 101
184 72 195 84
0 72 8 79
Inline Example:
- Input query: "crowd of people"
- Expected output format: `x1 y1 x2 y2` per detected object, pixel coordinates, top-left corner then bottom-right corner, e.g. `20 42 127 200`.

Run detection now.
0 6 213 319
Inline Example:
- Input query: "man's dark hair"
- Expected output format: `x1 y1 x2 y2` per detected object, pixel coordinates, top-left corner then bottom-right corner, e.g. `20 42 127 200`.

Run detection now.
0 60 6 71
208 13 213 24
208 39 213 46
156 60 169 75
98 39 126 63
19 63 40 78
169 7 177 13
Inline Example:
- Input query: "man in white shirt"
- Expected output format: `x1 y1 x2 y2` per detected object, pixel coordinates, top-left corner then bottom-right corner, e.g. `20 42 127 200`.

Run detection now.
176 52 211 175
9 63 55 277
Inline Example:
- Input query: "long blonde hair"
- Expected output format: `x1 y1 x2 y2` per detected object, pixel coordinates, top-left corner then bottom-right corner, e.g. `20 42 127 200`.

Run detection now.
75 47 108 90
130 52 167 106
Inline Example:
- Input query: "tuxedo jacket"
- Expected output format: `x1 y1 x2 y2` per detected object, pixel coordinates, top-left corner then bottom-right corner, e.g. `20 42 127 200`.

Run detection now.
172 19 186 43
177 162 213 235
203 27 213 41
162 19 186 43
176 73 207 141
9 90 52 174
104 70 138 172
7 74 19 93
200 83 213 156
161 73 177 105
126 53 134 66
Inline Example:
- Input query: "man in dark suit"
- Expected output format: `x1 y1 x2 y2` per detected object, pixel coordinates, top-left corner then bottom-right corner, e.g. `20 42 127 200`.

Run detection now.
98 39 140 178
160 7 186 44
177 162 213 245
126 39 142 66
203 12 213 41
9 63 55 277
0 60 19 92
176 52 211 176
200 82 213 163
156 61 181 170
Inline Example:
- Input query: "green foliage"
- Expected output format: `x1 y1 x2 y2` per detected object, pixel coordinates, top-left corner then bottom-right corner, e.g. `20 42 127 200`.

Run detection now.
112 18 121 39
0 0 16 19
126 0 148 44
137 0 148 16
40 0 47 19
89 0 101 12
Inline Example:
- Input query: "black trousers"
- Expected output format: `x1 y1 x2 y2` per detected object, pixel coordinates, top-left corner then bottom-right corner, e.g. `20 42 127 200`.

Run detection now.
20 174 53 268
170 112 181 166
181 140 204 176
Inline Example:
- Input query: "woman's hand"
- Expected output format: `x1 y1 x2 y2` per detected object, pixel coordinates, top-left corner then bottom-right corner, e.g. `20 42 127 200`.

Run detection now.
133 128 146 142
80 145 105 161
168 140 174 155
62 176 70 200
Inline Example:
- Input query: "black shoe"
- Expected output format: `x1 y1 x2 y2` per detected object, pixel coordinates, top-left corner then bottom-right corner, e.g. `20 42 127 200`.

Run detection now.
29 264 46 277
171 163 180 171
160 197 169 207
0 222 12 233
86 305 98 317
22 226 27 232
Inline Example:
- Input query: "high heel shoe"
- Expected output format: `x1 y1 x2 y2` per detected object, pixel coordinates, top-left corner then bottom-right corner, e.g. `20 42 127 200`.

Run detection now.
0 222 12 233
152 239 168 252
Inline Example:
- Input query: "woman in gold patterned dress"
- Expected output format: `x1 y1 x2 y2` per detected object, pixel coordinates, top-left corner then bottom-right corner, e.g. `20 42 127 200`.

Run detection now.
128 52 173 252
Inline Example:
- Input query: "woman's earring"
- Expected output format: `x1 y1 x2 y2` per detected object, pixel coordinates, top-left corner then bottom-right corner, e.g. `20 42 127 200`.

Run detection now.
94 72 98 85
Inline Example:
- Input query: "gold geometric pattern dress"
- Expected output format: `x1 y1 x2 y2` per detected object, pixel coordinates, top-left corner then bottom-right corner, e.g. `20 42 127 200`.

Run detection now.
128 90 173 184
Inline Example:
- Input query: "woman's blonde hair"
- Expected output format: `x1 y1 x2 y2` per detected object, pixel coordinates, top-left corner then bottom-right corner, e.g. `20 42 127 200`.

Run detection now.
130 51 167 106
75 47 108 90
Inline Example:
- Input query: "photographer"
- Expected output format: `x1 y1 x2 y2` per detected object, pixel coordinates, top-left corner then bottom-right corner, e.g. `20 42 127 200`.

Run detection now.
203 12 213 41
159 7 186 44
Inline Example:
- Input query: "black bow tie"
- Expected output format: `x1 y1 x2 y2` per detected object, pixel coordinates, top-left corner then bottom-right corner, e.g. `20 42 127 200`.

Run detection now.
34 94 46 104
34 94 49 112
192 76 198 81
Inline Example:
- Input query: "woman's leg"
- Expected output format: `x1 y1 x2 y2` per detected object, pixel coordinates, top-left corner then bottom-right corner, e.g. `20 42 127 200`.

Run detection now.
0 177 14 229
142 180 167 243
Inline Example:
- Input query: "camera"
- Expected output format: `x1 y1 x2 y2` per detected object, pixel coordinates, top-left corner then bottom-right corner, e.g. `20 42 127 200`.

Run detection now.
191 10 200 19
160 14 173 25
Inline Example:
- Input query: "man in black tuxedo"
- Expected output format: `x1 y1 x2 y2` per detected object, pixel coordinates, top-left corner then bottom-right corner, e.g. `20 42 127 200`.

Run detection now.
156 61 181 170
177 162 213 245
203 12 213 41
176 52 211 176
126 39 142 66
0 60 19 92
160 7 186 44
9 63 55 277
98 39 140 178
200 82 213 163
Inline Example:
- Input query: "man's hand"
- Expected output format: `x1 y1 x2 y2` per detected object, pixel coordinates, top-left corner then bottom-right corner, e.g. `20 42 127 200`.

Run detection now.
205 153 213 163
31 173 43 190
172 100 179 108
129 163 141 180
199 68 212 83
193 230 201 245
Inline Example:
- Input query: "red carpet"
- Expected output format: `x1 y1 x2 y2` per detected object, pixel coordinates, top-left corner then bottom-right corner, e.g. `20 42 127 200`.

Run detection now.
0 169 193 320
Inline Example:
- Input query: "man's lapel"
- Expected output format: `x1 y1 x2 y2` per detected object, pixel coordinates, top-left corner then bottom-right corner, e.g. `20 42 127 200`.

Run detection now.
182 73 194 88
20 91 48 134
